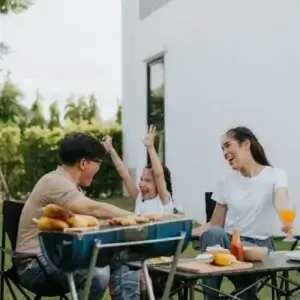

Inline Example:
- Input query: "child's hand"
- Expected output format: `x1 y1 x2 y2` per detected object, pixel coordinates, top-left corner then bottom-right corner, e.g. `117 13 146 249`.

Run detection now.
142 125 156 148
102 135 113 153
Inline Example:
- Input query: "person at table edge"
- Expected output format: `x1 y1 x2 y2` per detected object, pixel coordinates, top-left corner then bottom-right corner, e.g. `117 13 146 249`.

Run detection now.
15 132 140 300
192 126 292 300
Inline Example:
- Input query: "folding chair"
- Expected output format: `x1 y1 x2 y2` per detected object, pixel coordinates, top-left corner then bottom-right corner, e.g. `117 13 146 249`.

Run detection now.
191 192 216 250
0 199 69 300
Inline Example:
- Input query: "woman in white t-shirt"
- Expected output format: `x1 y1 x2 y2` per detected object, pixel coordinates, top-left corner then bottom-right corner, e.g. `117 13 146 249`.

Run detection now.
193 126 292 300
103 125 174 215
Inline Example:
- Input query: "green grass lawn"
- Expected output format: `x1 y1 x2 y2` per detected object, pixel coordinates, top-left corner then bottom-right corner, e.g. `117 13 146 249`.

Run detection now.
2 197 300 299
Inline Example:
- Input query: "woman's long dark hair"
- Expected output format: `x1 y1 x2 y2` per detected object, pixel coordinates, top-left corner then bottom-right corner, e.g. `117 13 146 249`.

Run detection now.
226 126 272 166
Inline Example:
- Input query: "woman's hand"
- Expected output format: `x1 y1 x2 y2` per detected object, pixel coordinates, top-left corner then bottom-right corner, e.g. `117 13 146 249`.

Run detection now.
281 223 294 236
142 125 156 148
102 135 113 153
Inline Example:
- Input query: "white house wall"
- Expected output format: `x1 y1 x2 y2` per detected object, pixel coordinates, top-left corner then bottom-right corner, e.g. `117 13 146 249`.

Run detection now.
122 0 300 235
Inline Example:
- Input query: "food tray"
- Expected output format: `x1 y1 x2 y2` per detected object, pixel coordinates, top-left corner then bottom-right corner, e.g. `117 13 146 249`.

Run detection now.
285 251 300 262
39 218 192 272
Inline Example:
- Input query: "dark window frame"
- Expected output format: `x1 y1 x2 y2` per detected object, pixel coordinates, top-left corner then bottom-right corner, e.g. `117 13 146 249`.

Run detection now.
146 56 165 165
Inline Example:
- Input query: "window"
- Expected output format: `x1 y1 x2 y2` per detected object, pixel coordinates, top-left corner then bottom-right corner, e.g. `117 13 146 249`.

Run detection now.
147 57 165 164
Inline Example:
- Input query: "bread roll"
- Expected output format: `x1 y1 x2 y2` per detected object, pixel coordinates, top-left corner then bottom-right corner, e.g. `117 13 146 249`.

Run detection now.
71 215 89 227
80 215 100 227
43 204 75 225
36 216 69 231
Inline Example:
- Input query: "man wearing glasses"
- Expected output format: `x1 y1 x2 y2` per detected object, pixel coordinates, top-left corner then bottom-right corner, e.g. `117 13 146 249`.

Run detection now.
16 132 140 300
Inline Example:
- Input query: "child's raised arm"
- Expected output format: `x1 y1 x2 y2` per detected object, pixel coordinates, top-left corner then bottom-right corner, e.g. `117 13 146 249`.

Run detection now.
142 125 170 205
103 136 139 199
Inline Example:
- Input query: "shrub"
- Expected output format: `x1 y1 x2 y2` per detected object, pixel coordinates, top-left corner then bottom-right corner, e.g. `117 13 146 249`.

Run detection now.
0 122 123 199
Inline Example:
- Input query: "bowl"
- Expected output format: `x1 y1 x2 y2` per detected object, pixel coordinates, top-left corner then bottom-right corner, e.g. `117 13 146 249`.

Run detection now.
205 245 230 255
243 246 268 262
195 253 214 263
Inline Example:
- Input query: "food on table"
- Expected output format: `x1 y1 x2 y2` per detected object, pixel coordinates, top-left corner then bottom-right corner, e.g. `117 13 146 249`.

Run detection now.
109 217 137 226
213 253 236 266
195 253 214 263
135 216 151 224
80 215 100 227
36 204 101 231
71 214 100 228
147 256 172 264
143 214 163 221
98 220 109 227
230 230 244 261
37 204 165 231
119 218 136 226
243 246 268 262
43 204 75 225
34 216 69 231
206 245 230 255
72 215 89 228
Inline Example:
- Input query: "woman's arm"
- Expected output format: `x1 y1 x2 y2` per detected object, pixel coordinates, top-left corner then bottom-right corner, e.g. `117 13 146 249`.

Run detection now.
274 186 293 234
103 136 139 199
143 126 170 205
274 186 289 212
192 203 227 236
272 169 292 234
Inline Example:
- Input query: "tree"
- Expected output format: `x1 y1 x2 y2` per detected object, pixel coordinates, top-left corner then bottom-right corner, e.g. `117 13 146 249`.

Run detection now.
0 78 28 125
48 100 61 129
0 0 32 14
28 90 46 128
84 93 101 123
116 104 121 124
64 96 87 124
0 42 9 63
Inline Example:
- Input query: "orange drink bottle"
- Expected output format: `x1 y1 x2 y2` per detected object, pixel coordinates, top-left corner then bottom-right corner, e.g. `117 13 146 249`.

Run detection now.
230 230 244 261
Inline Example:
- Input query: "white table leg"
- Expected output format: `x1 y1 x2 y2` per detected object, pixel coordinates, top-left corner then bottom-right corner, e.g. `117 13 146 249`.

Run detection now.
67 272 79 300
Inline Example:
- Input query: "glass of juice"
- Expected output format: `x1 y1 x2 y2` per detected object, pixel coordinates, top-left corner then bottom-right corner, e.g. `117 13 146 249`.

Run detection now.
279 203 296 242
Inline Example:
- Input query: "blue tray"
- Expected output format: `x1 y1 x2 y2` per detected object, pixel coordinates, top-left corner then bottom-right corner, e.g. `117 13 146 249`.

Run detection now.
39 218 192 272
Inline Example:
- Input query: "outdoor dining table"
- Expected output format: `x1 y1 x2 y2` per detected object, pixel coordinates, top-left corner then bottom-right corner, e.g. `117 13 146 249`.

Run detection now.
146 252 300 300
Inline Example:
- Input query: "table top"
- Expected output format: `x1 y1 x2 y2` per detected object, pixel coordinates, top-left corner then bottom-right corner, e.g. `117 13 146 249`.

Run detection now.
146 252 300 280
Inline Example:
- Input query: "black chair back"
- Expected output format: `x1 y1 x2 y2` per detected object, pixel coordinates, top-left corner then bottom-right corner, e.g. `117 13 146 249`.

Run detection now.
2 200 25 251
205 192 216 222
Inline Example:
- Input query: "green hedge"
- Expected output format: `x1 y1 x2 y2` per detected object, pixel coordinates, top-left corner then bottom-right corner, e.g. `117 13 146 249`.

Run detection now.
0 121 123 199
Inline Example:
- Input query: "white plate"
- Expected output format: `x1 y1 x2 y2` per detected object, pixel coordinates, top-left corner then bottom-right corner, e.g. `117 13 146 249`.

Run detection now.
285 251 300 261
195 253 214 263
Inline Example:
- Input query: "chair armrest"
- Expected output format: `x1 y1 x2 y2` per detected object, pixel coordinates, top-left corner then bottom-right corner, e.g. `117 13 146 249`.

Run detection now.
0 247 14 256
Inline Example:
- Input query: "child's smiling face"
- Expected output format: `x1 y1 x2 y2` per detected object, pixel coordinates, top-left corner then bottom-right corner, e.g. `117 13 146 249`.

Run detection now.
138 168 157 199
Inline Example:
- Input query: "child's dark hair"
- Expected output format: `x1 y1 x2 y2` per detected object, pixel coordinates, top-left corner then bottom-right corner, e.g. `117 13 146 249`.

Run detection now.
145 164 173 196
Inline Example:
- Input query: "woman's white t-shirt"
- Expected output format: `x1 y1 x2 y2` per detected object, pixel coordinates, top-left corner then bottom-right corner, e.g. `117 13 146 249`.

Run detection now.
135 193 174 215
212 166 288 239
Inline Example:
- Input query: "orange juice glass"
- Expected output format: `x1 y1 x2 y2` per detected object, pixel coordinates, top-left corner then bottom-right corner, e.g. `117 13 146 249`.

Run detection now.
279 210 296 224
279 209 296 241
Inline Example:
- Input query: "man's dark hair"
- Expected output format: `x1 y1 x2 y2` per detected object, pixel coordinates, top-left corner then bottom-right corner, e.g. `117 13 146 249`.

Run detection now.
59 132 107 165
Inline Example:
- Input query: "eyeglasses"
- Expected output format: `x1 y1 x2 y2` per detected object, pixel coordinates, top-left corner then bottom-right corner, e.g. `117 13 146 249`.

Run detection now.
91 158 103 164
